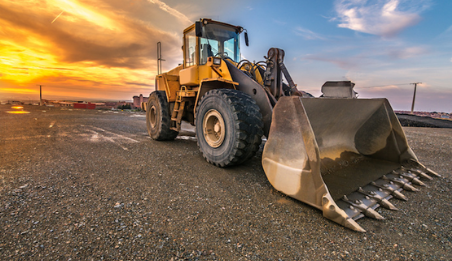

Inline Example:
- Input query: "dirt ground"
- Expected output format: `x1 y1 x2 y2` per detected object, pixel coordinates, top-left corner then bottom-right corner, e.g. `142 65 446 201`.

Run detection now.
0 104 450 260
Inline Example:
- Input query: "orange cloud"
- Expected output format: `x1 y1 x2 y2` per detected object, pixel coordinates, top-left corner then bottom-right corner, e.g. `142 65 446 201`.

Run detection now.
0 0 188 100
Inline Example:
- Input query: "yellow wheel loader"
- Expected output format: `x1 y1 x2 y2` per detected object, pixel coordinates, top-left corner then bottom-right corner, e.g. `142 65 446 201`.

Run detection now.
146 18 439 232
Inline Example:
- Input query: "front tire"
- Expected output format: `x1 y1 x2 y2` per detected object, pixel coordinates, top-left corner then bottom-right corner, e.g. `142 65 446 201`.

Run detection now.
146 91 178 140
196 89 263 167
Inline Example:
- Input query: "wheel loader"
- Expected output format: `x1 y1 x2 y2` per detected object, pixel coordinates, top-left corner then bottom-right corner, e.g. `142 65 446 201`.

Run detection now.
145 18 439 232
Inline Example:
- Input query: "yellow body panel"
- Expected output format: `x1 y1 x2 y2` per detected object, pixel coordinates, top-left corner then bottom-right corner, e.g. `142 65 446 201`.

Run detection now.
156 65 183 102
253 65 264 85
198 65 213 82
179 67 199 86
167 64 183 76
156 73 180 102
179 58 234 87
155 75 166 92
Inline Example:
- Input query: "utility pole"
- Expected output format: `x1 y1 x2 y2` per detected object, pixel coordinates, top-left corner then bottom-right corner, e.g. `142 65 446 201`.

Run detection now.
157 42 165 75
39 85 43 106
410 82 422 114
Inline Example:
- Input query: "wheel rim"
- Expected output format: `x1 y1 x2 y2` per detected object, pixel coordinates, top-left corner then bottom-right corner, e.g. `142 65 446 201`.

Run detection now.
203 109 225 148
150 105 157 128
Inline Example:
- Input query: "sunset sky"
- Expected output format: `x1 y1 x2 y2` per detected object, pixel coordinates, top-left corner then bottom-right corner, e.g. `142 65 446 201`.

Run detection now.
1 0 451 112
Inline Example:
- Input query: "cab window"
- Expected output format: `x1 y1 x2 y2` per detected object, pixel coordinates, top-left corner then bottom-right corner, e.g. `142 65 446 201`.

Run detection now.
199 38 218 65
197 23 241 64
184 29 197 67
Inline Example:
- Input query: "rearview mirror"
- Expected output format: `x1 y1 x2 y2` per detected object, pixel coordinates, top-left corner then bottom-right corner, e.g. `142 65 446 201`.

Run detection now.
244 32 249 46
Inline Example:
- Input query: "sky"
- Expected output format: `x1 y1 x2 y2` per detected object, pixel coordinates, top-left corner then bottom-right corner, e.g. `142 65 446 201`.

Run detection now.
0 0 451 112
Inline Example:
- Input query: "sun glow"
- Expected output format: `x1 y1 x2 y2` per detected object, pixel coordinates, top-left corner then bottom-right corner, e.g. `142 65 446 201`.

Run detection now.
6 111 31 114
1 88 39 95
7 105 30 114
0 0 183 100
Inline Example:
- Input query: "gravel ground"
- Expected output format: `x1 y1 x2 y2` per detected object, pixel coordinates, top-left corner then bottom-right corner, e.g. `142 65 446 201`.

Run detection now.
0 104 451 260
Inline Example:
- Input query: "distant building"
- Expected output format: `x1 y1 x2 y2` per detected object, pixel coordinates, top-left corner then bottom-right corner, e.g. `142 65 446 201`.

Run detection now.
133 94 148 109
73 102 96 109
59 102 74 107
117 101 128 107
104 102 118 107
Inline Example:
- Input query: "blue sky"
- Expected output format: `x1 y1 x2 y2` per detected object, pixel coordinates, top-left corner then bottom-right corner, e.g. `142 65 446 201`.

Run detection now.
1 0 451 112
217 0 452 112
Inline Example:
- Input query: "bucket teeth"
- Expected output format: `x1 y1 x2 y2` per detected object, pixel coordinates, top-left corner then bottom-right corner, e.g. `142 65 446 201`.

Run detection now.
382 175 419 192
261 97 440 232
391 189 408 201
357 187 398 210
363 208 384 220
379 198 398 211
343 218 366 233
336 166 436 230
401 166 436 180
425 168 440 177
341 196 385 220
371 181 408 201
400 173 426 187
409 169 434 180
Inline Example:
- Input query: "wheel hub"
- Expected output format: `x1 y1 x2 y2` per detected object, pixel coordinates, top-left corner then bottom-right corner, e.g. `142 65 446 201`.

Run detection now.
203 109 225 148
150 105 157 128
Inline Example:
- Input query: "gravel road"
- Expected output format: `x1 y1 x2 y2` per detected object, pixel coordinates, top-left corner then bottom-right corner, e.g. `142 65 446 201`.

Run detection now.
1 105 450 260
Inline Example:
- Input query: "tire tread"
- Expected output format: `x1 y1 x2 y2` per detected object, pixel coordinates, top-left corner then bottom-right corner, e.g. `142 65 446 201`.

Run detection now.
196 89 263 167
146 91 178 141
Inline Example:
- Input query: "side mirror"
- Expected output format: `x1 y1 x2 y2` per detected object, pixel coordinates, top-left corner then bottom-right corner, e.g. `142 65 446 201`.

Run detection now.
195 21 203 37
244 31 249 46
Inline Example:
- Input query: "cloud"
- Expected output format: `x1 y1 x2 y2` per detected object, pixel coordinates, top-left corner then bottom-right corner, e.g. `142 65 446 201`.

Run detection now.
273 19 287 26
302 54 357 69
294 27 325 40
334 0 428 37
300 40 428 71
445 25 452 33
124 81 153 87
385 46 427 59
38 67 74 71
0 2 181 70
147 0 192 25
0 0 196 100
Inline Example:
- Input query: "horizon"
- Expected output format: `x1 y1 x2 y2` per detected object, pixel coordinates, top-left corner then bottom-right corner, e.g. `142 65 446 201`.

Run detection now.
1 0 451 112
0 92 136 102
2 99 451 115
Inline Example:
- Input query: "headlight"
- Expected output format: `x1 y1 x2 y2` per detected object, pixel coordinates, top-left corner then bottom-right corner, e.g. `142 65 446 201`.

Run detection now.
213 58 221 65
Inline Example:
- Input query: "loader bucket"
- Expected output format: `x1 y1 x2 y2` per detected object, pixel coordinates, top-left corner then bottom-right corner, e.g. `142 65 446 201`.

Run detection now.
262 97 439 232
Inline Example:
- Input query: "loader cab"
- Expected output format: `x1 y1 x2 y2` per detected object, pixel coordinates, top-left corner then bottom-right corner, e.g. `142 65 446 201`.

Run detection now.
183 19 245 68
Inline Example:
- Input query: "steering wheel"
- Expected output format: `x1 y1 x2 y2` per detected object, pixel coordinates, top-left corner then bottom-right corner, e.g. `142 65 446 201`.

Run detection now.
214 52 229 58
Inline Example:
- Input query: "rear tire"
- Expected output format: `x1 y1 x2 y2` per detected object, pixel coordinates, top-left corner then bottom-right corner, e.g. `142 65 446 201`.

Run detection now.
146 91 178 140
196 89 263 167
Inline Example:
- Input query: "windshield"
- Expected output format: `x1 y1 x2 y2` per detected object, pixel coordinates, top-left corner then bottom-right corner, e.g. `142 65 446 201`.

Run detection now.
199 23 240 64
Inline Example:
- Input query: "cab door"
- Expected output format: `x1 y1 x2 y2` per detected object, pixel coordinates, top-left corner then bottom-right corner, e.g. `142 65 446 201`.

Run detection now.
180 27 199 86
